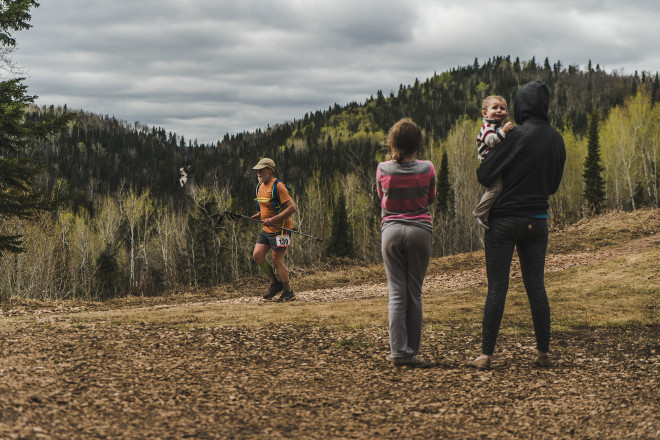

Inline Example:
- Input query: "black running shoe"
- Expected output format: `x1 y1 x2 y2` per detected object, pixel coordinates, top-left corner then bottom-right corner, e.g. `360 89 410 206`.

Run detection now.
263 280 284 299
275 290 296 303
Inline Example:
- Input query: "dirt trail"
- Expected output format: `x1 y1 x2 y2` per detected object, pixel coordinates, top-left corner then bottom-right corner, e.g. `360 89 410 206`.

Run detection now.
1 232 656 317
218 232 660 305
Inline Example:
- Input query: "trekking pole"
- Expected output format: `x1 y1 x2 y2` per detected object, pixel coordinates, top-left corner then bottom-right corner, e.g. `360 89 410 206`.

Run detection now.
222 210 323 242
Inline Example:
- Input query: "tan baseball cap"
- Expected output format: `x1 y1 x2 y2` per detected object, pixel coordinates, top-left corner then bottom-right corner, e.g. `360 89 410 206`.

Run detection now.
252 158 276 170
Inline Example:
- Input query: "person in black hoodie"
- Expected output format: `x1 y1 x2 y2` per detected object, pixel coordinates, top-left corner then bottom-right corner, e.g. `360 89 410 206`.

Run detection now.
467 81 566 370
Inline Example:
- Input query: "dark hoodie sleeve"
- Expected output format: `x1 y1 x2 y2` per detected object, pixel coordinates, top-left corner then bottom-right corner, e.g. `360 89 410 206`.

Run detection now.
549 138 566 195
476 133 520 187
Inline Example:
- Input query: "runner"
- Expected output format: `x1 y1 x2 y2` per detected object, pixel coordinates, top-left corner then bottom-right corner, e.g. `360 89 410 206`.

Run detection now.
251 158 297 302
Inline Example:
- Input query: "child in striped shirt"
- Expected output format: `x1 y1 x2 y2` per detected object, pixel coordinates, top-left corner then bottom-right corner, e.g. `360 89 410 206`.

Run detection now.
377 118 436 368
473 95 515 229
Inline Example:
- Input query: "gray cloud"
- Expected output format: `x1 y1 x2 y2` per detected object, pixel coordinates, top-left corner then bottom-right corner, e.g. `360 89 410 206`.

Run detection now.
10 0 660 144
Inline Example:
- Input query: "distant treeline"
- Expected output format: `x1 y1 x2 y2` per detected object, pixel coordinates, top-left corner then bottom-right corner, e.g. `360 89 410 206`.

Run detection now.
28 55 659 213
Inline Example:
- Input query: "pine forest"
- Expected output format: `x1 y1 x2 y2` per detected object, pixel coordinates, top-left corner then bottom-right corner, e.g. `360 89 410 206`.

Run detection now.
2 55 659 301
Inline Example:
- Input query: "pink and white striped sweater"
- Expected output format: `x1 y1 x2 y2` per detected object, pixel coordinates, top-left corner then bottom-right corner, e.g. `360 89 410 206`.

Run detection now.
376 160 436 229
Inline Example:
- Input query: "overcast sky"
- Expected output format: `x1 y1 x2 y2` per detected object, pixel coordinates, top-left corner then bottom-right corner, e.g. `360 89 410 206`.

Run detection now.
10 0 660 144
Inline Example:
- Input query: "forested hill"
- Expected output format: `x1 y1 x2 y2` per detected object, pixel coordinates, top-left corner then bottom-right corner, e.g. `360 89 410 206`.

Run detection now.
8 55 658 298
28 55 659 213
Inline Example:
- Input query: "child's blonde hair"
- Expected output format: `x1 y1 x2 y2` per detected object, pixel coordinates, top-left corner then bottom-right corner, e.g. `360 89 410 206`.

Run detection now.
482 95 507 111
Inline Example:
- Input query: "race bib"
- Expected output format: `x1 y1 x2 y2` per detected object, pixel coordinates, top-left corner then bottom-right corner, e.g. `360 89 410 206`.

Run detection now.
276 234 291 248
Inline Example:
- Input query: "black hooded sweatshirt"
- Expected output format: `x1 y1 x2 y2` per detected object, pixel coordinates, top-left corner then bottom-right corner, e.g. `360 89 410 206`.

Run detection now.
477 81 566 218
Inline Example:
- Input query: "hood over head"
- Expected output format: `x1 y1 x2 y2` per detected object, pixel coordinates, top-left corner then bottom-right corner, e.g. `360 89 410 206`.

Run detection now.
513 81 550 124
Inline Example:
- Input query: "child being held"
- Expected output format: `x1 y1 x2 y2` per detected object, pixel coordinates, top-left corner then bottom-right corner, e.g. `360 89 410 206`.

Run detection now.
473 95 515 229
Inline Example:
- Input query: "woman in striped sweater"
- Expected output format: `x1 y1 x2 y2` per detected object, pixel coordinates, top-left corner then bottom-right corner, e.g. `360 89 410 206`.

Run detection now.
377 118 436 367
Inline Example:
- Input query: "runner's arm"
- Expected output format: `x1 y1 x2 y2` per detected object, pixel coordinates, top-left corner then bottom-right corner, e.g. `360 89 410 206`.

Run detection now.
262 199 296 226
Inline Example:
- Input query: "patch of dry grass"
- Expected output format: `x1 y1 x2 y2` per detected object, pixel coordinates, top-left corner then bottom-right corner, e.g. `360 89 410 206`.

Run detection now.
545 247 659 328
425 246 658 332
424 256 656 335
65 297 388 329
57 244 658 335
548 207 659 254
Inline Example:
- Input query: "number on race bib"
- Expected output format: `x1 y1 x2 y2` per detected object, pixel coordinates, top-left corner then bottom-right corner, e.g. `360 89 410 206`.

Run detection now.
276 234 291 248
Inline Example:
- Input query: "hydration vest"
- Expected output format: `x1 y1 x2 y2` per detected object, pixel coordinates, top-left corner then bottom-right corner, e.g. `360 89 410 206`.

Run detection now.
255 179 293 214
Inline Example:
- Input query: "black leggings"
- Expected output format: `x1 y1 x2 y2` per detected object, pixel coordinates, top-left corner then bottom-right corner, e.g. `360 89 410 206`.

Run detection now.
482 217 550 355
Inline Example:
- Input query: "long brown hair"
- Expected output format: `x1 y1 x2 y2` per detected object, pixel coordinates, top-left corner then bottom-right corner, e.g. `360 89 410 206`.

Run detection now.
384 118 423 164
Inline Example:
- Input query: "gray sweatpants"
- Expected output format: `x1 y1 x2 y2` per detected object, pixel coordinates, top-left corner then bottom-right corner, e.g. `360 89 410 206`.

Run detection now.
381 222 432 358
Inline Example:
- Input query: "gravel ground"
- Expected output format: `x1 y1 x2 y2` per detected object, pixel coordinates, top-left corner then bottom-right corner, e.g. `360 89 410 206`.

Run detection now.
0 323 657 439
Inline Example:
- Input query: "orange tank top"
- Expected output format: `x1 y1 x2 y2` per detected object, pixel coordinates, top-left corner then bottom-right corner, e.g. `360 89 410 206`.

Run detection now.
256 179 293 234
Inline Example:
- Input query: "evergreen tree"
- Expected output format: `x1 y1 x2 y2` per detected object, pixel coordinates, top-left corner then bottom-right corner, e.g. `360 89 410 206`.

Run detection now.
96 243 120 299
633 181 649 208
0 1 72 253
582 111 606 214
326 192 354 258
543 57 551 71
0 0 37 54
435 151 452 213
